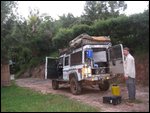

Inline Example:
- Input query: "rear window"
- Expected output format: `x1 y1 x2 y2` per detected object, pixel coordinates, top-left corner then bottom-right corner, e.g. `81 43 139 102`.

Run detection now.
84 48 107 62
109 46 122 60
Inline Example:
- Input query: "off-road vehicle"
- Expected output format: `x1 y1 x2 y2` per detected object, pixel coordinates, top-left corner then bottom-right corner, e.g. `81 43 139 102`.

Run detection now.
45 34 125 95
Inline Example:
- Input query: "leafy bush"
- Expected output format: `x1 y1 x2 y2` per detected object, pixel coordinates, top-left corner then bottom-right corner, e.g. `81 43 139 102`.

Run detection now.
52 28 73 49
52 11 149 54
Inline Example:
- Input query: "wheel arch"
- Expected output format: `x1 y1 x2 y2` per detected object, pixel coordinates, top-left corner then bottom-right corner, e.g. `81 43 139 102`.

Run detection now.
69 72 78 81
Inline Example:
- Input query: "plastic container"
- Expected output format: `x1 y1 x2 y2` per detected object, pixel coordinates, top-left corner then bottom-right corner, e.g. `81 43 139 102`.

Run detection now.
103 96 122 105
86 49 93 58
111 85 121 96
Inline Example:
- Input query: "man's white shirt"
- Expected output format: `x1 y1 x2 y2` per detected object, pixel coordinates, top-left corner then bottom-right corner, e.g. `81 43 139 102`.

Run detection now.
124 54 136 78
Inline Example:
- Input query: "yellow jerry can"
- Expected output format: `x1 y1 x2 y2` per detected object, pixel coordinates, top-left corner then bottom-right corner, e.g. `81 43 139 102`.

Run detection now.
111 85 121 96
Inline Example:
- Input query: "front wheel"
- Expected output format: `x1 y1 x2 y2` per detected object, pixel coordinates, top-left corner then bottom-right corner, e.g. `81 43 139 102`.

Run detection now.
52 80 59 90
99 80 110 91
70 77 82 95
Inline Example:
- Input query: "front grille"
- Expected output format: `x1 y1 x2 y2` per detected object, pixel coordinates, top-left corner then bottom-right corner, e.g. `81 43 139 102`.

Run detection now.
92 67 108 74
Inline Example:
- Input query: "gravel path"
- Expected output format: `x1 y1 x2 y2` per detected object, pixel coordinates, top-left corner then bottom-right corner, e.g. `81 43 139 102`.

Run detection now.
15 78 149 112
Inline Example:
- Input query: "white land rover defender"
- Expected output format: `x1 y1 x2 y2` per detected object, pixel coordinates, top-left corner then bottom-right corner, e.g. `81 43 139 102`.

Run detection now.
45 34 125 95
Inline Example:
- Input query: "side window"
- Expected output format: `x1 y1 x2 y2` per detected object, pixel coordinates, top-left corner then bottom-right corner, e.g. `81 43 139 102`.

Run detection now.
70 51 82 66
64 56 69 66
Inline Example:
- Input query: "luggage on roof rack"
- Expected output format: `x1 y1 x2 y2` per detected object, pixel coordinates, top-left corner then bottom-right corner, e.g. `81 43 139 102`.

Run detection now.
59 33 111 55
69 33 111 48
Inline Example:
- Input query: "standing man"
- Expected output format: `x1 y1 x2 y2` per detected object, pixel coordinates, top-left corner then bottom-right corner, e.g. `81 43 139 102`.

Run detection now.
123 47 136 101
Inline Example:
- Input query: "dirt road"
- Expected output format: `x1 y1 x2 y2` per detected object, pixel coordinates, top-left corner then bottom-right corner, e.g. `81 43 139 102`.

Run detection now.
15 78 149 112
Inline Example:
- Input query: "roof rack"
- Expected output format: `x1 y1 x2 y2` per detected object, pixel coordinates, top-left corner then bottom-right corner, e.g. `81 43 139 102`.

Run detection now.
59 33 111 55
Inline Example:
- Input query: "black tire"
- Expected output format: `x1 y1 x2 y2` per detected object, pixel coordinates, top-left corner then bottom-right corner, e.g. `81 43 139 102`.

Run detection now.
70 77 82 95
52 80 59 90
99 80 110 91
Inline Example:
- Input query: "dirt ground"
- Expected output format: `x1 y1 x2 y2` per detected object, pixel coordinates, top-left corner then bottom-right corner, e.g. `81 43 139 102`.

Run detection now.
15 78 149 112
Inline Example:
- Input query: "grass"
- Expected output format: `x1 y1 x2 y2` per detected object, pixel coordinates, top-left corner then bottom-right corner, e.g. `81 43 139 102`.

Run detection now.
1 82 99 112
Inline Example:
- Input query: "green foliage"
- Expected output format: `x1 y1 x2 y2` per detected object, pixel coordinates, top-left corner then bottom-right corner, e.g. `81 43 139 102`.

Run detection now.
82 1 127 21
29 38 51 57
1 1 17 23
1 84 99 112
53 11 149 54
15 56 45 78
49 51 59 57
1 8 57 72
1 19 14 63
1 1 17 64
58 13 78 28
53 28 73 49
52 24 93 49
72 24 92 37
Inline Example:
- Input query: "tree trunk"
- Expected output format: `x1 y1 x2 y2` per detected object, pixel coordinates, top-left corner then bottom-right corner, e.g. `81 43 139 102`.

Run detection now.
1 64 11 86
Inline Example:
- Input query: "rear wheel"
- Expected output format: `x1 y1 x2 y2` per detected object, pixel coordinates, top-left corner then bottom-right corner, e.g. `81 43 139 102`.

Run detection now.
52 80 59 90
99 80 110 91
70 77 82 95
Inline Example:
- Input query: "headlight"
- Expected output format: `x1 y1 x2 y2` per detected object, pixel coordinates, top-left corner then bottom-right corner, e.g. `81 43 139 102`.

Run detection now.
106 76 109 79
82 66 91 78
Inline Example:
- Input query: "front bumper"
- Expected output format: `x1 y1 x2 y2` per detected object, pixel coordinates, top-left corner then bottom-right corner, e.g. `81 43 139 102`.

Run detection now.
83 74 110 81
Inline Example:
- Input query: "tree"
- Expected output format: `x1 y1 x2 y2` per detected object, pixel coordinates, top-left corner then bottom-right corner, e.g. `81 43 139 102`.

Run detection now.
82 1 98 22
27 8 42 33
58 13 78 28
82 1 127 21
1 1 17 24
1 1 17 64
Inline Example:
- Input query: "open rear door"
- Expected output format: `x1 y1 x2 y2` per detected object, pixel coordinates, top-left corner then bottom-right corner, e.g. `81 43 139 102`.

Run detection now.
45 57 58 79
108 44 125 75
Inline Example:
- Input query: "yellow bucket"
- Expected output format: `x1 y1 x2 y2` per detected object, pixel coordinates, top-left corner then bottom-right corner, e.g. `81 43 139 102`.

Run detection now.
111 85 121 96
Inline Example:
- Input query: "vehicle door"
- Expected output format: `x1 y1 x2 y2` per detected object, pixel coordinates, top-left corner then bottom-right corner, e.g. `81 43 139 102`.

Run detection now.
63 55 70 80
108 44 125 76
45 57 58 79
